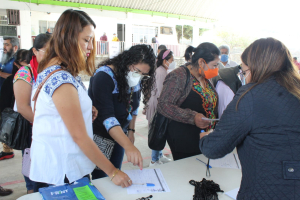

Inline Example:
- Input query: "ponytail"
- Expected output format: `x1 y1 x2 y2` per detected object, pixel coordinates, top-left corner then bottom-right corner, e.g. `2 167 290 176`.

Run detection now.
26 47 34 64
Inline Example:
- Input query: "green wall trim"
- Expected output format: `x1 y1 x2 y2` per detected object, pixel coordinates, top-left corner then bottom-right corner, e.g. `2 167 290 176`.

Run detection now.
12 0 215 23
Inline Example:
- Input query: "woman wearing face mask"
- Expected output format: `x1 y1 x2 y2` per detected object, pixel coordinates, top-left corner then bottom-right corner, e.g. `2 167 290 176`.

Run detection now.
146 49 173 166
157 42 220 161
89 44 156 179
200 38 300 200
30 9 133 191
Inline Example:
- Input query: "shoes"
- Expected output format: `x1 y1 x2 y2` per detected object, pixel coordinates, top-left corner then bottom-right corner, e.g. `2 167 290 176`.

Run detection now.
0 186 13 196
149 160 163 167
159 155 172 163
0 151 14 161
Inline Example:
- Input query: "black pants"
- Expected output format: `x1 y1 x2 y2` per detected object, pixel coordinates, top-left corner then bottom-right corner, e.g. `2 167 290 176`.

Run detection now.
166 134 201 161
33 174 90 192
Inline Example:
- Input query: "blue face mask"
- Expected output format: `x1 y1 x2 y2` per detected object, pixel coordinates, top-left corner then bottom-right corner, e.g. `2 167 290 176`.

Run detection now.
220 54 229 62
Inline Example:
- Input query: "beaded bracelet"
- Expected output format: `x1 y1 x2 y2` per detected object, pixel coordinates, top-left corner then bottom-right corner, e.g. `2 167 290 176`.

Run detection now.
110 168 120 181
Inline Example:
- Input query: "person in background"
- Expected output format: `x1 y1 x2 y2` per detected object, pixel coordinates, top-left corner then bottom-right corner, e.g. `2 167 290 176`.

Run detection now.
112 33 119 41
89 44 156 179
293 57 300 72
146 49 174 167
157 45 167 56
46 28 51 34
219 45 238 68
0 49 25 162
100 32 108 54
0 36 19 93
211 65 242 117
157 42 220 161
31 9 132 191
0 36 19 160
0 186 13 197
14 34 51 194
200 38 300 199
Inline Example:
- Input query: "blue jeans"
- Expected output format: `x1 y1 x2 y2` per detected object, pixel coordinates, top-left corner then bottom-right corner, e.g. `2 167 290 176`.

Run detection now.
151 150 162 162
91 141 125 180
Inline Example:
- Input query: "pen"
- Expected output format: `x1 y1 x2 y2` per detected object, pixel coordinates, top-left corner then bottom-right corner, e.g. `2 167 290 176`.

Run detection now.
196 158 212 168
132 183 155 187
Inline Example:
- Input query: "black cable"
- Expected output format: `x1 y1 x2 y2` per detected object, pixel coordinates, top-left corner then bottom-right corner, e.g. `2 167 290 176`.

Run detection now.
189 178 223 200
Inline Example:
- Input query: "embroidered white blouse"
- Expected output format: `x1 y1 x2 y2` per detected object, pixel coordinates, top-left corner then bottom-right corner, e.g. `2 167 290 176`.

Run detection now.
30 65 95 185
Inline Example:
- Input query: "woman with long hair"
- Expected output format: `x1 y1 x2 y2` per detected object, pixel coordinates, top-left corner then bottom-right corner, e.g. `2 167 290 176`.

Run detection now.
146 49 173 166
157 42 220 161
89 44 156 179
13 34 51 194
200 38 300 199
30 9 132 191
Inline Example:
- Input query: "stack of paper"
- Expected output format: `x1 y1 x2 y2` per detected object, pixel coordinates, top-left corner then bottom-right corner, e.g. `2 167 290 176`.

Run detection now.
209 153 241 169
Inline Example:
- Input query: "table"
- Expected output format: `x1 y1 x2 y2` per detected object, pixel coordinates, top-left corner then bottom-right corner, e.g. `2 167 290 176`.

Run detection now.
17 154 242 200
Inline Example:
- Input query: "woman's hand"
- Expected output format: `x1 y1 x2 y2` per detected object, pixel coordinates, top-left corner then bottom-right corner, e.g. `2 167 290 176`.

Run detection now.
124 145 143 170
128 131 135 144
92 106 98 122
200 129 213 139
194 113 210 129
110 170 132 188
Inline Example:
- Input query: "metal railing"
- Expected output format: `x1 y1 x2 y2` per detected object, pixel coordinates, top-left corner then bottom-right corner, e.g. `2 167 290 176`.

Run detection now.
96 41 188 58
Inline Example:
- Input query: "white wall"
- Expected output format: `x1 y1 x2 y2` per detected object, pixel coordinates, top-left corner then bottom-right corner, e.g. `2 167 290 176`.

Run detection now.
0 0 215 48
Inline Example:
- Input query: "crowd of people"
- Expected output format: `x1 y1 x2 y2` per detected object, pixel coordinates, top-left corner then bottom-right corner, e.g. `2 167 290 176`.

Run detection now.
0 8 300 200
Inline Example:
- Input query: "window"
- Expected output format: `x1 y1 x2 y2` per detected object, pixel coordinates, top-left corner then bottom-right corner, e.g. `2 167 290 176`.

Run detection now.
160 26 173 35
132 25 158 43
39 20 56 34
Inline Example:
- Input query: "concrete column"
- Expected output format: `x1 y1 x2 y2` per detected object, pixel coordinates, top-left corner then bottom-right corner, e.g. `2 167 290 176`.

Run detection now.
125 12 133 50
19 10 31 49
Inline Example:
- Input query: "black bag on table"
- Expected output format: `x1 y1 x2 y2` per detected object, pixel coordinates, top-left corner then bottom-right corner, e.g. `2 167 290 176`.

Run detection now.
0 108 30 150
148 65 190 151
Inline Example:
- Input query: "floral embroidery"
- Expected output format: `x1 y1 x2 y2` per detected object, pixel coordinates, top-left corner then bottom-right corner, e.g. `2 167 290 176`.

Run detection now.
34 65 81 97
103 117 120 132
13 66 34 86
192 76 218 130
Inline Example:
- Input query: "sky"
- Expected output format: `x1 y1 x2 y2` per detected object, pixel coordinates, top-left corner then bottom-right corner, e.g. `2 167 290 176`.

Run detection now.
217 0 300 52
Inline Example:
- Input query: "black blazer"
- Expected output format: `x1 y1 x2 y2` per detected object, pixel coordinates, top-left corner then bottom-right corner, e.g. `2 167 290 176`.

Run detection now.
200 78 300 200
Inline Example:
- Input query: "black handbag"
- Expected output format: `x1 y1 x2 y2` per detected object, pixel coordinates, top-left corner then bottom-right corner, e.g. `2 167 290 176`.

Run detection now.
148 66 190 150
0 107 30 150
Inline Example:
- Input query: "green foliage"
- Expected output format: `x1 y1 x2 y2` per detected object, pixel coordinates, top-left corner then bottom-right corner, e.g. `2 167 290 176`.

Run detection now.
199 28 209 36
216 30 253 50
176 25 193 43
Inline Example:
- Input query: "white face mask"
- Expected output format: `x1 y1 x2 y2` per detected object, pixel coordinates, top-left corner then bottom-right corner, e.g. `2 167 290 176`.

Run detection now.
241 71 250 85
167 61 176 69
126 71 141 87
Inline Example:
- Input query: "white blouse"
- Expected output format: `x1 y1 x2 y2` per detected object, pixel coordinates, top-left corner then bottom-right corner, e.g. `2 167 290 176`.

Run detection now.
30 65 95 185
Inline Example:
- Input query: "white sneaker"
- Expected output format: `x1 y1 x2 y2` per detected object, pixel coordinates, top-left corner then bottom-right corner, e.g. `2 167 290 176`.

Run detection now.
159 155 172 163
149 160 163 167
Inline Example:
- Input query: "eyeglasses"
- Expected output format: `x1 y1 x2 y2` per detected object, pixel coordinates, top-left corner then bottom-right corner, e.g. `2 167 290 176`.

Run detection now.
240 69 250 76
132 66 151 80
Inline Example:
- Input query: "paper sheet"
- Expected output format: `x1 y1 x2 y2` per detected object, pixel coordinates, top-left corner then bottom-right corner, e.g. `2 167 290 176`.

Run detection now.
124 168 170 194
209 153 241 169
73 185 97 200
225 187 239 200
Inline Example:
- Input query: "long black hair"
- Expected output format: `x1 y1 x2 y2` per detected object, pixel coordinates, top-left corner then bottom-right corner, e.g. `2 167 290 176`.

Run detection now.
100 44 156 107
157 49 173 68
26 33 51 63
